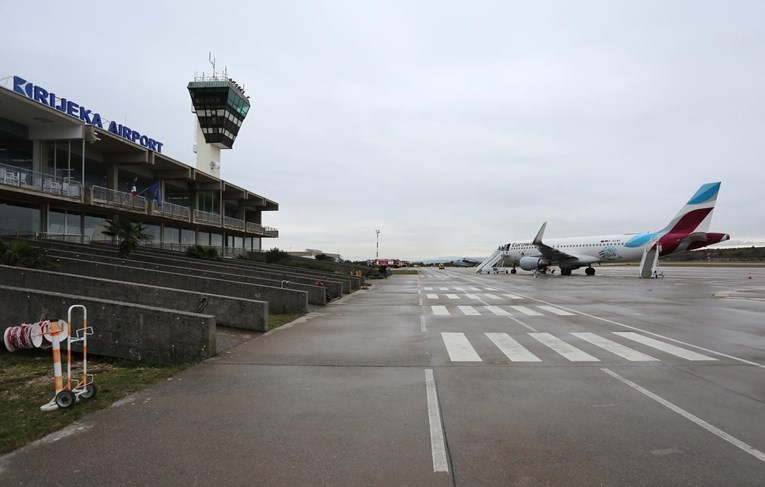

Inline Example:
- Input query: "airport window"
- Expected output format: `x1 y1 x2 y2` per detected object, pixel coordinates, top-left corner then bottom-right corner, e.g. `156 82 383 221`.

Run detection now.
198 231 210 246
48 209 81 236
211 233 222 248
143 224 161 244
84 214 107 241
164 226 180 245
181 229 195 245
0 202 40 233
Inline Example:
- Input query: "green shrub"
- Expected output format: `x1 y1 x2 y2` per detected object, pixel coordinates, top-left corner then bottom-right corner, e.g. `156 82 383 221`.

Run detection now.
185 244 222 261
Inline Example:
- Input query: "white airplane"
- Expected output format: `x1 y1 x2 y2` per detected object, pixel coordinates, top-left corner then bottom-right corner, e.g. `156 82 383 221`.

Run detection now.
482 182 730 276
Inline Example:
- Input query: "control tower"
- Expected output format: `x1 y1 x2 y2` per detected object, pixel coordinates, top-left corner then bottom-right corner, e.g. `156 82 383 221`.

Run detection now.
188 66 250 178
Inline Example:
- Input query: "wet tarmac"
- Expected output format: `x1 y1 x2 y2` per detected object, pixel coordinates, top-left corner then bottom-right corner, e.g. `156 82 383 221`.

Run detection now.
1 266 763 486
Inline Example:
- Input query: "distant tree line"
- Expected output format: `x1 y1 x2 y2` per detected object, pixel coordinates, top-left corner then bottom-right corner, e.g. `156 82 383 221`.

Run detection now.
665 246 765 262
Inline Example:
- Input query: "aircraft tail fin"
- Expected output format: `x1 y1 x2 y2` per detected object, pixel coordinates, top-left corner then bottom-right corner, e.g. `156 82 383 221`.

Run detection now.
661 182 721 235
532 222 547 245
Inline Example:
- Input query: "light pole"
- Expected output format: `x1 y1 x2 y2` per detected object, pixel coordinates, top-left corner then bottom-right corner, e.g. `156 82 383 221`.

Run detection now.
376 229 380 260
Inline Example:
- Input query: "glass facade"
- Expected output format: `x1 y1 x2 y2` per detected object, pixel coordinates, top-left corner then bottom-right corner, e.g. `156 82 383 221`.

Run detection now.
0 202 40 233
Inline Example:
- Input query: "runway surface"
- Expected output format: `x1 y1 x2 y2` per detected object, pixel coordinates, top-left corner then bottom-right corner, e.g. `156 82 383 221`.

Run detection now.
1 266 763 486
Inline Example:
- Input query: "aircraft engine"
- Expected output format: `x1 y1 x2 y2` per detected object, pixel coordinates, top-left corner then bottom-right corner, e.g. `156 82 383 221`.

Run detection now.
519 256 549 271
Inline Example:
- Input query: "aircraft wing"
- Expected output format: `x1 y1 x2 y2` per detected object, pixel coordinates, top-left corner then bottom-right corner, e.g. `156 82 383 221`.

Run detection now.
532 222 595 266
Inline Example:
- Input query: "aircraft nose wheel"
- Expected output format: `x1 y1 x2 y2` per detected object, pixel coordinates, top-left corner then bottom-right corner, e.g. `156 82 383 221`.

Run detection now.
585 267 596 276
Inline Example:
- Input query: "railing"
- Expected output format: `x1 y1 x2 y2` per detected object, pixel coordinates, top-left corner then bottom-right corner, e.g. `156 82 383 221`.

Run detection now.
223 216 245 231
0 162 82 199
151 200 191 222
264 226 279 238
193 209 221 226
91 185 147 212
246 222 264 235
35 233 90 244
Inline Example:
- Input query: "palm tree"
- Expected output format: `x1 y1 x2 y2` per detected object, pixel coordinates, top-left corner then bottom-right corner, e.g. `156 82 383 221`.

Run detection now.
101 215 153 258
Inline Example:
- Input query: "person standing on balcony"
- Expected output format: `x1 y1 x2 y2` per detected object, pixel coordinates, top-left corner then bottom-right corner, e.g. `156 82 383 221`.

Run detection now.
130 177 138 197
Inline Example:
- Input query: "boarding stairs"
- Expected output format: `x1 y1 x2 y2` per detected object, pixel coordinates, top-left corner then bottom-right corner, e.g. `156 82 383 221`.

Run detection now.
475 248 503 274
639 242 663 278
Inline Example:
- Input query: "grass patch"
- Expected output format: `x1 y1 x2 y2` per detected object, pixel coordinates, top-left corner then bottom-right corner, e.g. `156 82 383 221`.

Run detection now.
268 313 303 330
392 269 419 275
0 350 192 454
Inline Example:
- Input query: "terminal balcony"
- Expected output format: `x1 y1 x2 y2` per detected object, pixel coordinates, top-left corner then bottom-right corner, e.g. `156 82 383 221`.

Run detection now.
0 163 82 200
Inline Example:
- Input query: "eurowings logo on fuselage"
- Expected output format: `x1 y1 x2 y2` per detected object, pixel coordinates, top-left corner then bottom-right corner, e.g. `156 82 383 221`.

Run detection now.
598 246 621 260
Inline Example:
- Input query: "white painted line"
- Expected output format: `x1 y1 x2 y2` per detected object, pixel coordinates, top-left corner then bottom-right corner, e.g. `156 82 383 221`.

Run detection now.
465 294 480 300
425 369 449 473
503 293 523 300
468 287 481 291
420 315 426 332
446 294 460 300
486 333 541 362
537 305 574 316
427 294 439 299
442 333 482 361
614 332 717 361
423 287 433 291
483 293 501 300
530 333 600 361
439 287 450 291
431 305 450 316
601 368 765 464
572 333 658 361
453 287 465 291
484 305 511 316
511 306 543 316
484 287 498 291
458 305 480 316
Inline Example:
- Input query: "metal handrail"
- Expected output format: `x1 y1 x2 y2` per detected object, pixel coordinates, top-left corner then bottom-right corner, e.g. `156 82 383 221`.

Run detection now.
0 162 82 198
193 209 221 225
223 216 245 231
152 200 191 221
91 185 147 211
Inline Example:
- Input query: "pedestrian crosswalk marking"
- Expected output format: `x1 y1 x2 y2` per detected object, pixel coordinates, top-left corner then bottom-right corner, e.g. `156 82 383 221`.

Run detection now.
446 294 460 300
453 287 465 291
431 305 449 316
483 293 501 300
503 293 523 300
427 294 438 299
537 305 574 316
464 294 480 300
442 332 481 361
458 305 480 316
439 287 450 291
530 333 600 361
572 332 658 361
484 287 498 291
511 306 543 316
484 305 511 316
485 333 541 362
614 332 717 361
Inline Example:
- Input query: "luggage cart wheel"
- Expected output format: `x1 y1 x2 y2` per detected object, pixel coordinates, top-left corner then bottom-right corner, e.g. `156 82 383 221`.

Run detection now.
55 390 76 409
81 384 98 400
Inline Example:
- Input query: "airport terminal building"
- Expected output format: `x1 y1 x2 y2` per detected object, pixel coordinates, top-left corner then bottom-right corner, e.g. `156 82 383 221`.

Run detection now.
0 74 278 255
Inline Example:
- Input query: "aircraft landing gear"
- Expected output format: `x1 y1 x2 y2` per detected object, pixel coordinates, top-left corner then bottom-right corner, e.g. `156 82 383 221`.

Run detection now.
585 267 595 276
560 268 572 276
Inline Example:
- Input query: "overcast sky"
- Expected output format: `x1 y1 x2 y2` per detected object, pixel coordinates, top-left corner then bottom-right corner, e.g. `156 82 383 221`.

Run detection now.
3 1 764 260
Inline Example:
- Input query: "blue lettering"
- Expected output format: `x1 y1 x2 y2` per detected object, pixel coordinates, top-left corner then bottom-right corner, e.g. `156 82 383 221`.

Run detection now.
147 139 157 151
91 113 103 129
155 141 163 153
54 97 67 112
66 101 79 117
79 107 92 124
13 76 27 96
121 126 132 140
139 135 149 147
108 121 119 135
131 130 141 143
34 86 49 106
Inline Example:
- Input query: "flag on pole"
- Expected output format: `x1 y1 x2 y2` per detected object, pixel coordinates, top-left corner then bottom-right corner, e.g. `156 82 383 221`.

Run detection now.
148 181 162 207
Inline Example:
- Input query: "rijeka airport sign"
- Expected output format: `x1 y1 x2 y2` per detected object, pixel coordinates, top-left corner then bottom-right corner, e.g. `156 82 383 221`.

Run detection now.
12 76 164 153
